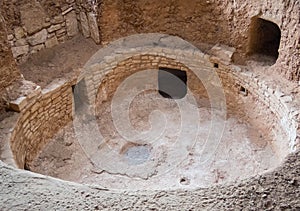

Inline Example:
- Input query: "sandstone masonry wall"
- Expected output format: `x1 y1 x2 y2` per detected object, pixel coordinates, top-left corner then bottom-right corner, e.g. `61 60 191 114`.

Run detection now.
96 55 207 107
1 0 102 61
4 1 79 62
10 81 73 168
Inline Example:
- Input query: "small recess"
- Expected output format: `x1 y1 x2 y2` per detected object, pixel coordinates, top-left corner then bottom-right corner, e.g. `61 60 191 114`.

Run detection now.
239 86 248 96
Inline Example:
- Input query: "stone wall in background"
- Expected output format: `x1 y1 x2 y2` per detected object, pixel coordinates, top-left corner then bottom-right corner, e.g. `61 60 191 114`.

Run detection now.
5 1 78 62
1 0 298 81
2 0 102 62
0 14 20 92
98 0 300 82
76 0 101 44
217 0 300 82
0 12 21 115
98 0 230 49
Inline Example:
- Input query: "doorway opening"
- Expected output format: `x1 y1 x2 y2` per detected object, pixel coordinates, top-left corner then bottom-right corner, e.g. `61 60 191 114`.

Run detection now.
158 67 187 99
247 17 281 64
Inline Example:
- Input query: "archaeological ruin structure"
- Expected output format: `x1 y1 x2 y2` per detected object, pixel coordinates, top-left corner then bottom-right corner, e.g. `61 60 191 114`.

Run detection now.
0 0 299 210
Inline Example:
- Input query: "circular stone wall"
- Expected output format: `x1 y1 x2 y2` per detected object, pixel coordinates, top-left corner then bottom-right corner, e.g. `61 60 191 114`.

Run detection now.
9 34 298 191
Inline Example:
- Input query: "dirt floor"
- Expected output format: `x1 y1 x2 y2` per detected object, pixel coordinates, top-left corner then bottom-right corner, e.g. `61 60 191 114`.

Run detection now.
18 35 100 88
29 89 281 191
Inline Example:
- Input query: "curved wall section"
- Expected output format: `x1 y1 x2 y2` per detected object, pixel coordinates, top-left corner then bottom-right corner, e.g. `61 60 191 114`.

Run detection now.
10 81 73 168
81 34 299 157
9 34 299 171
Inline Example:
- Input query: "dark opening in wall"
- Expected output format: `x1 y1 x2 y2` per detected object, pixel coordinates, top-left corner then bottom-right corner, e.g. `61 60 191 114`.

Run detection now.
158 67 187 99
247 17 281 64
72 79 89 111
239 85 248 96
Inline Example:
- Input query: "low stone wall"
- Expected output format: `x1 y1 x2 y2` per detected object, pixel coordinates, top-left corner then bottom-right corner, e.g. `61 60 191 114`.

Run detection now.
96 55 207 107
5 0 100 61
10 80 73 168
216 62 299 154
7 3 78 61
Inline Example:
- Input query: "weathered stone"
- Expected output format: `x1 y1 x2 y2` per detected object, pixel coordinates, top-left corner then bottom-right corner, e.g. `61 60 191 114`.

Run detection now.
51 15 64 24
47 24 62 33
45 36 59 48
210 44 236 63
14 27 25 39
27 29 47 46
11 45 29 57
20 2 47 35
79 12 90 38
62 7 73 16
47 33 56 39
65 11 78 37
87 12 100 44
56 28 66 37
9 96 28 112
15 39 27 47
7 34 14 41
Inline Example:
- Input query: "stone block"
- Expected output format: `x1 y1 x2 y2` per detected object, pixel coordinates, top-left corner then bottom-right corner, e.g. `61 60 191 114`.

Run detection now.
9 97 28 112
27 29 48 46
65 11 78 37
62 7 73 16
15 39 27 47
47 24 62 33
88 12 100 44
11 45 29 58
80 12 90 38
14 27 25 39
47 33 56 39
210 44 236 63
7 34 14 41
56 28 66 37
43 21 51 28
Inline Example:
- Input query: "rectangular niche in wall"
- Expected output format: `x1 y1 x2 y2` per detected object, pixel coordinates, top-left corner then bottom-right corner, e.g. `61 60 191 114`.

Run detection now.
72 79 89 111
158 67 187 99
247 17 281 64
